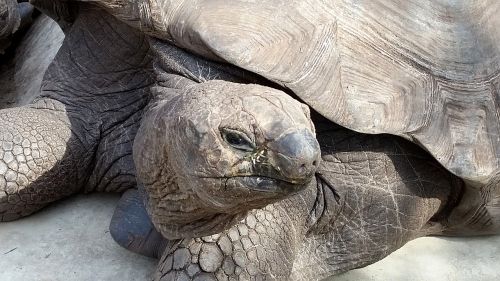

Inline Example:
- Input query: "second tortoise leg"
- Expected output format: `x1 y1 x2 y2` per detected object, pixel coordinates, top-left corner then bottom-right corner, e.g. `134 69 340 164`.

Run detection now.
0 99 95 221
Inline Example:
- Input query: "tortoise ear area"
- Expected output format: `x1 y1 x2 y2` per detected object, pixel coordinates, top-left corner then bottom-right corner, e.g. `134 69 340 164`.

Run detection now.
182 118 212 149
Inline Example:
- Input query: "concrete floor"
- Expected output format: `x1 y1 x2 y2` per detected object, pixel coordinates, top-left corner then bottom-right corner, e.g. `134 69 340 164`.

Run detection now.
331 233 500 281
0 194 498 281
0 194 156 281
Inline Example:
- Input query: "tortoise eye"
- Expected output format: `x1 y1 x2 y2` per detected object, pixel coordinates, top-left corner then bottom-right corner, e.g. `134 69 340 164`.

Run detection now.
221 128 255 152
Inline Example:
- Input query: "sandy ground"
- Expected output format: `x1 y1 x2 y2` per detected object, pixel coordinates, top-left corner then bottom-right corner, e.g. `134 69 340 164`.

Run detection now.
0 194 498 281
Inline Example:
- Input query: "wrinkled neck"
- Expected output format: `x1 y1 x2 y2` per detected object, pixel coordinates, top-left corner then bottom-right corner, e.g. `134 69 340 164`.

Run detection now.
143 175 248 239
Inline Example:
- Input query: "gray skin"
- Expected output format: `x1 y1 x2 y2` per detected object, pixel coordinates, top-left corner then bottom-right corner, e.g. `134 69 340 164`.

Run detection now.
1 4 499 281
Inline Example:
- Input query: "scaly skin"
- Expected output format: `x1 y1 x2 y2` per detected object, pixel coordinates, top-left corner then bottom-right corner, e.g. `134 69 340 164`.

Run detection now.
290 126 456 280
0 4 153 220
154 198 307 281
0 101 83 220
146 125 459 281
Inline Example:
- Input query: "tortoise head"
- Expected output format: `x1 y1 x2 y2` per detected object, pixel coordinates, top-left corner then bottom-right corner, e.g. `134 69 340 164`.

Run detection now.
171 81 320 207
134 81 320 238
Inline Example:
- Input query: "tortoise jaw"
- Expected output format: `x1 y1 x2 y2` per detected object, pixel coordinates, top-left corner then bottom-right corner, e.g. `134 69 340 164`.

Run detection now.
238 175 310 194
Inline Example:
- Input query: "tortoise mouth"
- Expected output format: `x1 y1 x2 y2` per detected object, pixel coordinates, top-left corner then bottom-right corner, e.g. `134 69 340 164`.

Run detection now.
233 175 309 194
199 174 312 195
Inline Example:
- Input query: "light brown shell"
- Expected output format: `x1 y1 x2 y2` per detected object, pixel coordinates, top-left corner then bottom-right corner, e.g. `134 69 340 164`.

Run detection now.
51 0 500 185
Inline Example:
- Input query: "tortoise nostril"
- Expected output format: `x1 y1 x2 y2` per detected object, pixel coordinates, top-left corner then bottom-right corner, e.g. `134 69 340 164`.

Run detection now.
270 129 321 180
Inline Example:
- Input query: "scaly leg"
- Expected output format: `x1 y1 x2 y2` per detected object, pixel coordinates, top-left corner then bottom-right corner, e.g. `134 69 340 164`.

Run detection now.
152 193 313 281
110 185 312 280
0 100 94 221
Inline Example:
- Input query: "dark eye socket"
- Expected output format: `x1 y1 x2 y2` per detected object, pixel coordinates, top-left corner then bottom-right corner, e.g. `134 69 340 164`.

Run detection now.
221 128 255 152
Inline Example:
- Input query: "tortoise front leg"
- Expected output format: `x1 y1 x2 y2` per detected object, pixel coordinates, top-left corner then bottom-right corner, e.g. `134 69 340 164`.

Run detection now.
0 100 94 221
111 190 307 280
153 201 305 281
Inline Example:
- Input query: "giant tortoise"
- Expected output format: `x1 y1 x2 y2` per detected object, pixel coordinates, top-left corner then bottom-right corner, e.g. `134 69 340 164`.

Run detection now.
1 1 499 280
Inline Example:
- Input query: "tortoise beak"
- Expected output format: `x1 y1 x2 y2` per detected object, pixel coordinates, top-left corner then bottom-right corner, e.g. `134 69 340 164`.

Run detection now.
267 128 321 185
231 128 320 194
